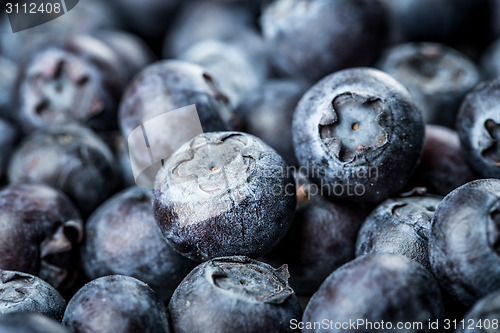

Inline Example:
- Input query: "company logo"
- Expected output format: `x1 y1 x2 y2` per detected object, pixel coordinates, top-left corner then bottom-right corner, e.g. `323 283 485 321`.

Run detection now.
3 0 79 32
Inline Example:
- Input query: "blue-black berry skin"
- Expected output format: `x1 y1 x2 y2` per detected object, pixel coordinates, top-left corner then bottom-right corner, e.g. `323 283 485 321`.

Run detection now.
261 0 390 81
456 78 500 179
303 253 445 333
0 119 18 182
481 38 500 80
356 195 442 270
15 36 123 133
0 270 66 321
237 79 309 166
168 256 302 333
154 131 296 261
266 172 367 295
429 179 500 306
62 275 170 333
8 124 118 216
377 42 479 128
81 186 195 301
164 0 255 58
406 125 477 196
0 183 83 293
0 312 70 333
118 60 233 137
293 67 425 202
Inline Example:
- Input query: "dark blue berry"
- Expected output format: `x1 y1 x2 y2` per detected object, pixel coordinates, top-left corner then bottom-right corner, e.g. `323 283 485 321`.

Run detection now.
154 131 296 261
81 186 195 300
62 275 170 333
293 67 425 202
168 256 302 333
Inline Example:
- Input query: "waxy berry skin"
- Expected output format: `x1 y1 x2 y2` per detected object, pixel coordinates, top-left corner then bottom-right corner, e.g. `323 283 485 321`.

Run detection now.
356 194 442 270
0 119 18 182
237 79 309 166
62 275 171 333
261 0 390 81
8 124 118 216
15 36 123 133
456 78 500 179
0 183 83 293
266 172 366 295
293 68 425 202
303 254 445 333
118 60 233 138
407 125 477 196
482 38 500 80
0 312 70 333
154 131 296 262
164 0 255 58
81 187 195 301
429 179 500 306
168 256 302 333
0 270 66 321
180 31 270 109
377 42 479 128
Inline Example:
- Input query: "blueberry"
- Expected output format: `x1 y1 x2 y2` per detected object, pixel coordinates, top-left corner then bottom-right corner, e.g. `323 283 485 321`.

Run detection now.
15 36 123 132
356 194 442 270
164 0 256 58
303 253 444 333
481 38 500 80
8 124 118 216
106 0 179 38
92 30 156 85
0 312 70 333
265 171 367 295
168 256 302 333
377 42 479 127
119 60 234 137
261 0 390 81
429 179 500 306
0 119 18 182
456 78 500 179
97 130 135 189
292 67 425 202
407 125 477 196
0 57 17 121
179 30 270 108
454 289 500 333
380 0 484 42
0 270 66 321
81 186 195 300
237 79 309 166
0 183 83 293
154 131 296 261
62 275 170 333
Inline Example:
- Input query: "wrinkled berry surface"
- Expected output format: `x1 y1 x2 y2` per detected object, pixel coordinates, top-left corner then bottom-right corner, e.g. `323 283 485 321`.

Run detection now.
154 131 296 261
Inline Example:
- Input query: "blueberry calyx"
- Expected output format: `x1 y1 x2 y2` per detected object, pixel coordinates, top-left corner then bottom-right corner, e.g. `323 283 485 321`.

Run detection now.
482 119 500 165
207 256 293 304
170 133 253 197
319 92 388 163
28 52 104 123
488 207 500 255
40 219 83 287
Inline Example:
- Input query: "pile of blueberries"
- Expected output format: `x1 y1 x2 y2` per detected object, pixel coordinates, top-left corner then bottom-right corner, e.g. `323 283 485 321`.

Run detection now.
1 0 500 332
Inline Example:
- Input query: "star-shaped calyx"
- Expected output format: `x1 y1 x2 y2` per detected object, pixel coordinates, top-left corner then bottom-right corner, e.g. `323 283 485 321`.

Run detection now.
27 51 104 124
319 93 388 162
483 119 500 166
